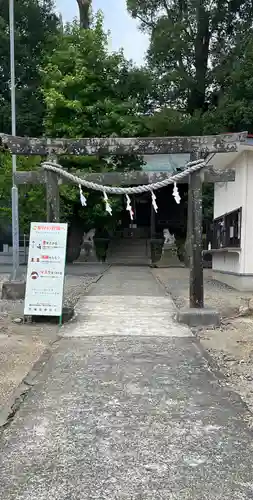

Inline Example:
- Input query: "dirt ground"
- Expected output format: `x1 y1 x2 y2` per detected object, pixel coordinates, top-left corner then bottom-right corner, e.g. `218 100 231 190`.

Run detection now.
153 267 253 419
0 320 58 407
0 268 104 411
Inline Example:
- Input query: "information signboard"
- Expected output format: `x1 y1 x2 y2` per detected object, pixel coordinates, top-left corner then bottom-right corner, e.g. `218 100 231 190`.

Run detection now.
24 222 68 317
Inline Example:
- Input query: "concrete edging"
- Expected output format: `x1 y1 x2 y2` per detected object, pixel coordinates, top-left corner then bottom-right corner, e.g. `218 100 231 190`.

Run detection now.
2 281 26 300
153 271 220 327
0 341 60 430
176 308 220 327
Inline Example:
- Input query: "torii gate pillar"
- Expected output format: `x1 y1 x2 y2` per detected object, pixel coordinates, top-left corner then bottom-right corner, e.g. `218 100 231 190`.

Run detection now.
46 154 60 223
188 152 204 308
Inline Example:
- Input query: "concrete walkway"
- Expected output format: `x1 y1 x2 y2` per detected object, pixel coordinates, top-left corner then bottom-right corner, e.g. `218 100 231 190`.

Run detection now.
63 267 190 338
1 267 253 499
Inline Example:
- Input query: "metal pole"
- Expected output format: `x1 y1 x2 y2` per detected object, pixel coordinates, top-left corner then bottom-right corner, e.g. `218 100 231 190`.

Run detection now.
23 233 26 263
9 0 20 280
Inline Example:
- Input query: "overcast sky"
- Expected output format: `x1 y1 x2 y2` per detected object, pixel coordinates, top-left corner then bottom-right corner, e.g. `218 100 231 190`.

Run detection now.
55 0 148 65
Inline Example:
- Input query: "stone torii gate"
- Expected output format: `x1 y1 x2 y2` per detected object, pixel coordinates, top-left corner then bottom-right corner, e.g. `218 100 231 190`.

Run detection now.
0 132 245 323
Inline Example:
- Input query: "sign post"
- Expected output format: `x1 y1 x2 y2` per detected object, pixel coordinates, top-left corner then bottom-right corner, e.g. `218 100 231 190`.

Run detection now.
24 223 68 323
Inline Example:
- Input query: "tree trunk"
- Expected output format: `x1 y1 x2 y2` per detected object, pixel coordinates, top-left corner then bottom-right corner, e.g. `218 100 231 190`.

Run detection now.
76 0 91 29
187 4 210 114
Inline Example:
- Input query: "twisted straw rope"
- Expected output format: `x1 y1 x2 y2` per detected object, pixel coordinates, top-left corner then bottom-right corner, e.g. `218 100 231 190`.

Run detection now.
42 157 206 195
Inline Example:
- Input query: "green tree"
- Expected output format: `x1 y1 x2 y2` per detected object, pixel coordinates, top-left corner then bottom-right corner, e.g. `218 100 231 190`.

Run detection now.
0 153 46 236
42 15 153 139
144 107 204 136
41 14 154 258
0 0 59 136
127 0 253 115
203 41 253 134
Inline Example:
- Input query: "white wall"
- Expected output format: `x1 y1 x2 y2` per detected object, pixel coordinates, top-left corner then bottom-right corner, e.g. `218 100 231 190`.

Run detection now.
213 152 247 274
243 151 253 274
214 152 247 219
212 253 240 274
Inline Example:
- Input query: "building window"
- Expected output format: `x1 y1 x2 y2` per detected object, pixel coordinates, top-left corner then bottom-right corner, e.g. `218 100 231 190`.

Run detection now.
212 208 241 249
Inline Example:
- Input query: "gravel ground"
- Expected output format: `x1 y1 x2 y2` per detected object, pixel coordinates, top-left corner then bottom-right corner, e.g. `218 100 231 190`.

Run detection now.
0 268 104 409
153 267 253 422
153 267 248 318
0 273 100 317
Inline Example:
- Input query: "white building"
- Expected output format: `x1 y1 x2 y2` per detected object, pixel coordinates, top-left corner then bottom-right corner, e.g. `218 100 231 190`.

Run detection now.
210 136 253 290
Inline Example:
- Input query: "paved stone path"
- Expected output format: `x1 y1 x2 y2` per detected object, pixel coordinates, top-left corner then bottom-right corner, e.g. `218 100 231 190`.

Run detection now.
1 267 253 499
63 267 190 337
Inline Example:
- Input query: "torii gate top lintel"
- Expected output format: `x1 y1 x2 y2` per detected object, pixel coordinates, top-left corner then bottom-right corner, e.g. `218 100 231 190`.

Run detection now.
0 132 247 156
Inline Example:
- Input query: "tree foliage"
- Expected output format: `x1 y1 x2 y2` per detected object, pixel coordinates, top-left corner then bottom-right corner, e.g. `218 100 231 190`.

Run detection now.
127 0 253 115
203 41 253 134
0 0 59 136
0 154 46 234
42 15 152 138
41 14 153 229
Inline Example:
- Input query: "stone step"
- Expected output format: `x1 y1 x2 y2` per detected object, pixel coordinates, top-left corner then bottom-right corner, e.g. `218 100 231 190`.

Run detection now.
76 308 175 317
65 294 190 338
107 255 149 260
76 296 172 306
108 252 149 256
108 246 149 252
107 263 150 266
65 325 188 337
